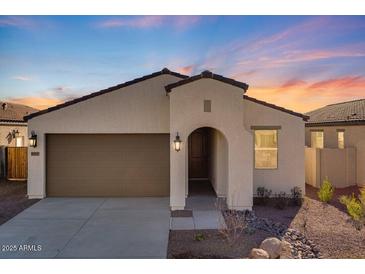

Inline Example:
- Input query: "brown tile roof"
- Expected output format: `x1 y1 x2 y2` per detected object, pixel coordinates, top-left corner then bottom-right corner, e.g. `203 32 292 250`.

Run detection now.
306 98 365 126
24 68 188 121
243 95 309 121
165 70 249 93
0 101 38 123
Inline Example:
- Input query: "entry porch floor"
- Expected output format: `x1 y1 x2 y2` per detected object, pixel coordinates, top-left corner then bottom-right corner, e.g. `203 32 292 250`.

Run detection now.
170 180 226 230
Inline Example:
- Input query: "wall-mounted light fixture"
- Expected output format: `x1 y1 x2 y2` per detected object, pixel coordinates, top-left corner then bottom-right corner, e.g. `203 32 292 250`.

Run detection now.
29 131 37 148
173 132 182 152
11 129 19 138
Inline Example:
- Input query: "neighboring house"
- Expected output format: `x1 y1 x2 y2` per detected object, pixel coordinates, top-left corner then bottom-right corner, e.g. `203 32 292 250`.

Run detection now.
0 102 38 177
305 99 365 188
25 69 308 210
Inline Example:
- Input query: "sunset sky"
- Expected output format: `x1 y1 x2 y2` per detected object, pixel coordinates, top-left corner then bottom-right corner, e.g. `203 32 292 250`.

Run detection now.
0 15 364 112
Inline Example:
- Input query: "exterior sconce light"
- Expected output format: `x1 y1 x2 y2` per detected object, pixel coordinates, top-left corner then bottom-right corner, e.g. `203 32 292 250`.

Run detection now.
173 132 182 152
12 129 19 138
29 131 37 148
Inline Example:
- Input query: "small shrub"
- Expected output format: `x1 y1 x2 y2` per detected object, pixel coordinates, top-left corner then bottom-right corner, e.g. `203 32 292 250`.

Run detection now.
359 188 365 206
291 186 303 206
317 177 334 203
219 210 247 246
340 189 365 230
194 232 205 241
256 187 272 205
274 192 289 210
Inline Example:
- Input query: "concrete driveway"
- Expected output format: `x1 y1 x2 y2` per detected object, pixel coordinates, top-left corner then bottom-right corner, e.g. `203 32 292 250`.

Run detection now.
0 197 170 258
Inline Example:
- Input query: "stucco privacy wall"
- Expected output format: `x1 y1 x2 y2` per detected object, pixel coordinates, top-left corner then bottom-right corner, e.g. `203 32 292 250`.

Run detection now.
169 78 253 210
0 123 28 178
209 129 228 197
244 99 306 195
27 74 182 198
305 125 365 186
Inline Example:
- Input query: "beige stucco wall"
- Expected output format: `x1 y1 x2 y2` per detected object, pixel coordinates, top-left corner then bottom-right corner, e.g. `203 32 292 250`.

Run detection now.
305 125 365 186
305 148 320 187
27 74 182 198
209 129 228 197
169 78 253 210
27 73 307 209
244 100 306 195
0 123 28 147
305 147 356 188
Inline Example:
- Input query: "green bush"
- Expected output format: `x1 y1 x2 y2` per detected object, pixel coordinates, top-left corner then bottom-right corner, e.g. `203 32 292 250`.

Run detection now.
339 188 365 229
359 188 365 206
317 177 334 203
194 233 205 241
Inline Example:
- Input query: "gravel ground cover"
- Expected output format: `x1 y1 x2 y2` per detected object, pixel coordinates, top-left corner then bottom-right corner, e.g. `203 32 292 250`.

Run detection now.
0 180 39 225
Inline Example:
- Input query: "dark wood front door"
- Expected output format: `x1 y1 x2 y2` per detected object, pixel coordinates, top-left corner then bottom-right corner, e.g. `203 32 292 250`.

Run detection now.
188 128 209 179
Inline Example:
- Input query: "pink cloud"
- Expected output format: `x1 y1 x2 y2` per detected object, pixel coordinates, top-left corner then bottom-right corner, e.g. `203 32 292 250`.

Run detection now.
280 79 307 89
308 76 365 90
98 16 164 29
0 16 36 28
176 65 194 75
7 96 62 110
98 16 201 30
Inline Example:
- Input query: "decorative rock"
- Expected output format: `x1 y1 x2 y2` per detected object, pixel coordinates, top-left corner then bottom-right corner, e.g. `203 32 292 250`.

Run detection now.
260 237 282 259
280 240 293 259
223 210 321 259
250 248 270 259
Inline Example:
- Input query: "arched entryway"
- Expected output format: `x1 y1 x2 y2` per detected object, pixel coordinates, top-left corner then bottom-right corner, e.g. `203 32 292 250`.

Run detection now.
187 127 228 198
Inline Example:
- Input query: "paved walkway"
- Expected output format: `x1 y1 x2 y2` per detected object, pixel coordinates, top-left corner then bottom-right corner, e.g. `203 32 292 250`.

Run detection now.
170 196 227 230
0 198 170 258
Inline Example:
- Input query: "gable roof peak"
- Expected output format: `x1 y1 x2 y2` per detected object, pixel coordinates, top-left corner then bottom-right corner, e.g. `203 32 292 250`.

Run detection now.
161 67 171 74
201 70 213 77
165 70 249 93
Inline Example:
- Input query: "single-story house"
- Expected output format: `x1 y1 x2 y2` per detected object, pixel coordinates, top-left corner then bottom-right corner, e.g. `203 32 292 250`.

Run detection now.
25 69 308 210
305 99 365 188
0 102 37 178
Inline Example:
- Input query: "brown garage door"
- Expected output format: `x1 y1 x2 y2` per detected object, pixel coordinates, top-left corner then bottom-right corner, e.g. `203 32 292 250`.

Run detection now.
46 134 170 197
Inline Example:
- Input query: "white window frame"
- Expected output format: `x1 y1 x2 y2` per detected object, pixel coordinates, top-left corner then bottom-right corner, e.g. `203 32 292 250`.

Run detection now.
311 130 324 149
337 130 345 149
253 129 278 170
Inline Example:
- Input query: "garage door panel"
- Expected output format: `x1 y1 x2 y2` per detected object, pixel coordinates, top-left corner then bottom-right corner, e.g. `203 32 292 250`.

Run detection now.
123 182 169 197
46 134 170 197
48 180 124 197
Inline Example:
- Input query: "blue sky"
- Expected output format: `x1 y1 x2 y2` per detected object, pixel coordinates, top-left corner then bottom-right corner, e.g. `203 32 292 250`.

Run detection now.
0 16 365 111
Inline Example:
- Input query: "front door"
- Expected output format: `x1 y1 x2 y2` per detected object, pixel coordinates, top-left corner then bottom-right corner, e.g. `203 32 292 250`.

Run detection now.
188 128 209 179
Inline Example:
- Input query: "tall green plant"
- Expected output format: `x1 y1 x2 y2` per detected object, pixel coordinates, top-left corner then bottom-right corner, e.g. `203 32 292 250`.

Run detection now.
339 188 365 230
339 194 364 222
317 177 334 203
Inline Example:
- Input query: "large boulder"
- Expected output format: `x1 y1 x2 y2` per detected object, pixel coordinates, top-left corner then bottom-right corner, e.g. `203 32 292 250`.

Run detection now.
279 240 293 259
250 248 270 259
260 237 282 258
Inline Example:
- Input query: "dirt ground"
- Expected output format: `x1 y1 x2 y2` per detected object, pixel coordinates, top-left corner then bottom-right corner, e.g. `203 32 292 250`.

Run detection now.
0 180 39 225
167 229 272 259
168 184 365 259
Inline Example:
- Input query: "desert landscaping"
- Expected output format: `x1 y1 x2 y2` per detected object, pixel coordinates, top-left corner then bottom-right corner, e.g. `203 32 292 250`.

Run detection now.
168 184 365 259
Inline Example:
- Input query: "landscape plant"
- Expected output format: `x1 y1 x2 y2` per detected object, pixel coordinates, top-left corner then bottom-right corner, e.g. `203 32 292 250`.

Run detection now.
194 232 205 241
317 177 334 203
274 192 288 209
339 188 365 230
218 210 247 246
256 186 272 205
291 186 303 206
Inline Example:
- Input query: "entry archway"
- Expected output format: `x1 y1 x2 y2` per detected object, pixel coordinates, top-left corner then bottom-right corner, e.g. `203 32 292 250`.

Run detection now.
186 127 228 198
